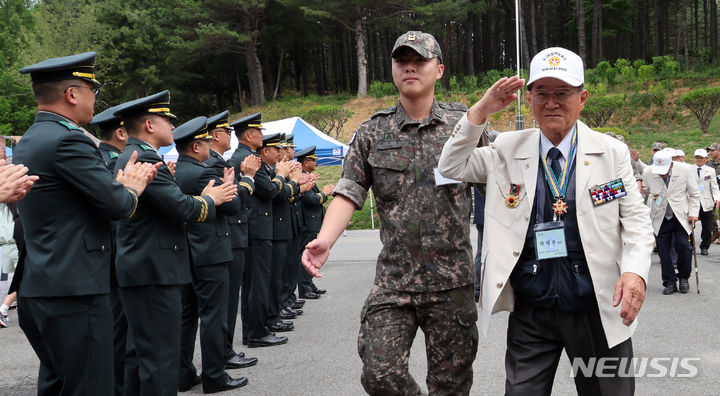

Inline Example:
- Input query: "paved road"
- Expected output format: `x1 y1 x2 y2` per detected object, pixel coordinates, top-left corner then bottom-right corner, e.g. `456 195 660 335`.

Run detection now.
1 228 719 395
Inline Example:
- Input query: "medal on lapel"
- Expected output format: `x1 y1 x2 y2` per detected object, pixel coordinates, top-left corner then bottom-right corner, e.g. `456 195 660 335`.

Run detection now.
505 184 521 208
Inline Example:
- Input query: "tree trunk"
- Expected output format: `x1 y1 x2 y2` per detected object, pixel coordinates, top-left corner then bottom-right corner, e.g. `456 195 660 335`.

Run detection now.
712 0 718 63
519 4 530 69
234 66 243 112
529 0 537 57
540 0 548 49
576 0 586 63
654 0 663 55
592 0 603 65
273 47 284 101
694 0 699 53
245 44 265 106
682 0 689 71
354 16 368 97
465 14 475 76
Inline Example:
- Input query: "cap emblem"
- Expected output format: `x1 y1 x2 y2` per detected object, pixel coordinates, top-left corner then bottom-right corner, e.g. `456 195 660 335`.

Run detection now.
549 56 561 67
408 33 416 41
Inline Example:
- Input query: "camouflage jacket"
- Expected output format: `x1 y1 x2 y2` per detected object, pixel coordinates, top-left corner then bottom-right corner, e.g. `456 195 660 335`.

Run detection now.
334 100 474 292
706 158 720 179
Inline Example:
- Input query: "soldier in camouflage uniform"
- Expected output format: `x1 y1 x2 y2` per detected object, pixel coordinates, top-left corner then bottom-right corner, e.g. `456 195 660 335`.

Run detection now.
302 31 478 395
706 142 720 242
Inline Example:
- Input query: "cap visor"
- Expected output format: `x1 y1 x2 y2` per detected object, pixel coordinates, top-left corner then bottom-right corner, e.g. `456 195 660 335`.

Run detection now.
527 72 583 87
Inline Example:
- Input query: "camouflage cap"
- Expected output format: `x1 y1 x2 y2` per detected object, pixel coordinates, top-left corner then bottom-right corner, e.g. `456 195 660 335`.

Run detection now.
651 142 664 151
391 31 443 63
708 142 720 151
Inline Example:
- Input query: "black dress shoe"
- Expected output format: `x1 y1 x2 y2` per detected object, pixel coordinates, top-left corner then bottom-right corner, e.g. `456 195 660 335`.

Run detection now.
663 283 678 295
293 299 305 307
299 291 320 299
178 375 201 392
313 288 326 294
248 334 288 348
285 307 303 316
279 309 297 319
268 322 294 332
236 351 245 359
225 355 259 369
679 278 690 293
701 248 709 255
203 376 248 393
280 320 293 326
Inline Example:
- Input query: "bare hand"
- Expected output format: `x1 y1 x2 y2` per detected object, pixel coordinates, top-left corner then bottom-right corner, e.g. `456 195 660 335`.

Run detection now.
202 179 237 205
301 238 331 278
275 161 291 178
322 184 335 195
222 167 235 184
240 155 261 178
116 151 160 196
689 216 698 227
0 162 36 202
467 75 525 125
629 148 640 162
166 160 176 177
612 272 646 326
300 180 316 193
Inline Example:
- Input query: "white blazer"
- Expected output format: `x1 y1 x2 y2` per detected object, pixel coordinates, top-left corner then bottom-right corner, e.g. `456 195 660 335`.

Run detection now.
641 163 700 235
438 116 654 349
695 165 719 212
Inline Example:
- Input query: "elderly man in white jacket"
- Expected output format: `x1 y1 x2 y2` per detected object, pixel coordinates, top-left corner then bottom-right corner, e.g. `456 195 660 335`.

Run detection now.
438 47 654 395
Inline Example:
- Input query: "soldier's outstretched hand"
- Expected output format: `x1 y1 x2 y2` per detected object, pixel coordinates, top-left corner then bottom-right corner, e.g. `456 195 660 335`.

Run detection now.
302 238 330 278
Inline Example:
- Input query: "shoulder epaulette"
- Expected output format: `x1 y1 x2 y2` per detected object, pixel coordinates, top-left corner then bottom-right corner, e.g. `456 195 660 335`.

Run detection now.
438 102 469 112
55 120 81 131
369 105 397 119
140 144 154 151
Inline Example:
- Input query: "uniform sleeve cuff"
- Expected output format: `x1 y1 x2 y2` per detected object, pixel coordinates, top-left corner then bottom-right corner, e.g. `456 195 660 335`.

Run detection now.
333 178 367 209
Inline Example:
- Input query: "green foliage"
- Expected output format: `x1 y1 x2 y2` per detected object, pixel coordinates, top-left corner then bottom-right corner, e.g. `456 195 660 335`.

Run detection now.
632 59 646 69
614 58 631 70
619 65 636 84
368 81 396 98
581 94 625 127
628 92 654 108
637 65 655 82
448 75 460 92
480 69 502 89
461 75 478 94
586 82 607 96
584 68 601 85
595 126 630 142
595 61 617 85
0 0 35 135
679 87 720 133
302 105 353 139
648 84 666 107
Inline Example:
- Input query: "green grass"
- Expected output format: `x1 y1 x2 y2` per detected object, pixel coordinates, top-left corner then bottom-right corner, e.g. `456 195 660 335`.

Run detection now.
242 93 353 121
315 164 380 230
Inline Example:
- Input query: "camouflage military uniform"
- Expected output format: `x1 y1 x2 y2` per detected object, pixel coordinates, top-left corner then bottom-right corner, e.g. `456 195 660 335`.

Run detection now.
334 100 478 395
705 157 720 238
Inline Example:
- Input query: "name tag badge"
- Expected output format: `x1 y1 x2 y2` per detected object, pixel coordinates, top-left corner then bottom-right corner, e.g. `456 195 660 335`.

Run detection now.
534 221 568 260
655 194 664 207
589 178 627 206
699 184 706 192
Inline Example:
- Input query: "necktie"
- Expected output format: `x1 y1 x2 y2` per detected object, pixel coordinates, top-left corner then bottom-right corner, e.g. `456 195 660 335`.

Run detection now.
698 167 702 179
547 147 563 179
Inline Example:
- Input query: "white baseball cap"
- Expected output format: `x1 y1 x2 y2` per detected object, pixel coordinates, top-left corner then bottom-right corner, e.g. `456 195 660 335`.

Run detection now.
695 148 708 157
527 47 584 87
674 149 685 157
652 151 673 175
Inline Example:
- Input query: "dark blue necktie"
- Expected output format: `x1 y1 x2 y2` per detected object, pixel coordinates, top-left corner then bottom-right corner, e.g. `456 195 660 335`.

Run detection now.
548 147 563 179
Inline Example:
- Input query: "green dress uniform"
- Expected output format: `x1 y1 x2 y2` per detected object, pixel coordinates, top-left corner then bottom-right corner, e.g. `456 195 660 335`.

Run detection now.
15 52 136 396
173 116 247 392
91 104 128 396
113 92 216 396
205 148 255 359
228 127 287 346
296 146 327 297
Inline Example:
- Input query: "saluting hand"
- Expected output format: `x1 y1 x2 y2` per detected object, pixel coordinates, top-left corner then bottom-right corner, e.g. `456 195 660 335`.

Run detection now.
612 272 646 326
467 75 525 125
202 179 237 205
302 238 331 278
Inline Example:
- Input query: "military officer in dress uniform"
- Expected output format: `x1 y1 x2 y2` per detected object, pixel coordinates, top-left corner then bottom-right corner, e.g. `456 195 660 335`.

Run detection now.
173 116 251 393
297 146 333 300
113 91 238 396
205 111 261 368
14 52 157 396
228 115 289 347
89 103 132 396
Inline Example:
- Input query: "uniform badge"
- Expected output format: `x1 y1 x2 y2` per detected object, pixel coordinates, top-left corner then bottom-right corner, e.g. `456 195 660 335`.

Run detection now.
505 184 520 208
589 178 627 206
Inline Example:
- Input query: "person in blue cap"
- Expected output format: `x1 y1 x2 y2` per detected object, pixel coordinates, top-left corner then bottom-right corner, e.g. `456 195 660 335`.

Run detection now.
204 110 261 369
228 114 292 347
13 52 158 396
172 116 252 393
112 91 238 396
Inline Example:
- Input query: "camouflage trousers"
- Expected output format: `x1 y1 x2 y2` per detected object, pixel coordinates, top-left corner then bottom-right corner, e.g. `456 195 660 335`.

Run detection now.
358 284 478 396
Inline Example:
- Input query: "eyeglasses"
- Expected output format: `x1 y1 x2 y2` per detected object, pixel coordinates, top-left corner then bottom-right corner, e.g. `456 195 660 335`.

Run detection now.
530 88 581 105
65 85 100 96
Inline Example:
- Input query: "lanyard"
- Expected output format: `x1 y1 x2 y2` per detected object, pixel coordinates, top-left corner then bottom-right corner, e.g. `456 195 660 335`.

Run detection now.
539 124 578 200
